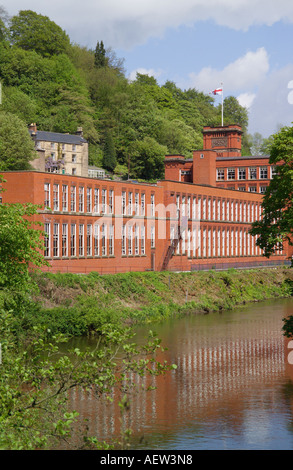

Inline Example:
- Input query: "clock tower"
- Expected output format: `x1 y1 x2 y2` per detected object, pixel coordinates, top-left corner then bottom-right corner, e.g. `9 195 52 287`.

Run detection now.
202 124 242 157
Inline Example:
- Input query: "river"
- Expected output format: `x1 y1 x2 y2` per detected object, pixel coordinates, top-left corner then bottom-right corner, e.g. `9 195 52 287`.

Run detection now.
68 298 293 450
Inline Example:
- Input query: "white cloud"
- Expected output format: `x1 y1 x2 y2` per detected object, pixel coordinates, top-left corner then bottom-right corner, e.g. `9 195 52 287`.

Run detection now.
237 93 256 109
248 64 293 137
187 48 269 93
3 0 293 49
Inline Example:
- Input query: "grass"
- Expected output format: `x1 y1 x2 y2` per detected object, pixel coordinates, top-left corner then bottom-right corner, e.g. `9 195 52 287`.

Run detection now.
28 267 293 336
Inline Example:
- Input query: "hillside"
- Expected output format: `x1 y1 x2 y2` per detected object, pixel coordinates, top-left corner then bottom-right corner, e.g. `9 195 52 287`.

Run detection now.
0 8 253 179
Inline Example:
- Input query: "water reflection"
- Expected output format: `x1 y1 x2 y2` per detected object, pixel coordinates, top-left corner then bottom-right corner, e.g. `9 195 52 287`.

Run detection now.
68 298 293 450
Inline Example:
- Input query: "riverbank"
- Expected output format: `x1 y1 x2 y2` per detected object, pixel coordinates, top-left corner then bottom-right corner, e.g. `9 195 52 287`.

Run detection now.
29 266 293 336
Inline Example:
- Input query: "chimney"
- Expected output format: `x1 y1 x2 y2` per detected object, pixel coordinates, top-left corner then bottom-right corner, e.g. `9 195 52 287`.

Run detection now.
76 126 83 137
29 123 37 133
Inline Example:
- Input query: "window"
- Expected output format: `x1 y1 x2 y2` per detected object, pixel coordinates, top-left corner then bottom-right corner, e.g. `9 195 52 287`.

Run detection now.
151 194 155 217
260 166 268 179
187 197 191 219
222 229 225 257
182 196 186 216
72 154 77 163
44 183 50 208
231 229 234 257
151 226 155 248
203 229 206 257
62 224 68 257
109 190 114 214
141 226 145 255
271 166 278 178
128 225 133 255
87 225 92 256
53 223 59 257
51 142 55 150
122 191 126 215
181 229 185 254
176 195 180 219
79 187 84 212
102 224 107 256
203 198 206 219
188 229 191 257
62 185 68 211
228 168 235 180
94 224 99 256
70 186 76 212
79 224 84 256
94 188 99 213
217 169 225 181
141 193 145 216
260 186 267 193
101 189 107 214
249 186 257 192
71 224 76 256
135 225 139 255
109 225 114 256
44 223 50 257
192 198 196 220
135 192 139 216
86 188 92 213
72 144 76 151
128 192 133 215
197 198 201 220
238 168 246 180
122 225 126 256
238 186 246 191
249 167 257 179
197 228 201 257
53 184 59 211
72 168 76 175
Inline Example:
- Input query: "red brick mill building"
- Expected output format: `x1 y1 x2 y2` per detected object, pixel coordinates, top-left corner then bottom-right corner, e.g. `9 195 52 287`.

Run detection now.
1 124 290 274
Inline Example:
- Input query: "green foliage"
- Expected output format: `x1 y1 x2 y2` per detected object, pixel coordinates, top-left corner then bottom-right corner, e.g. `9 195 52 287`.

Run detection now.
0 310 174 449
250 124 293 257
0 197 46 293
103 129 117 171
0 9 251 179
94 40 107 68
9 10 71 57
129 137 167 180
0 112 37 170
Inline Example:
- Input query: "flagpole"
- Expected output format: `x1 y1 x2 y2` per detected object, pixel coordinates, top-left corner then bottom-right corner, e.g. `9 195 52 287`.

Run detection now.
221 82 223 126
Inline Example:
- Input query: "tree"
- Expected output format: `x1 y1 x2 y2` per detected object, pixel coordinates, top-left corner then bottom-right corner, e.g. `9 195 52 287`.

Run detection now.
0 112 37 171
9 10 71 57
250 124 293 257
129 137 167 180
94 40 107 68
0 315 175 450
102 129 117 172
0 193 46 295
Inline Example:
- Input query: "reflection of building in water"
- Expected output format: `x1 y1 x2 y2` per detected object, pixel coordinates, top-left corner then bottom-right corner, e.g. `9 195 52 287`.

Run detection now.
67 312 291 444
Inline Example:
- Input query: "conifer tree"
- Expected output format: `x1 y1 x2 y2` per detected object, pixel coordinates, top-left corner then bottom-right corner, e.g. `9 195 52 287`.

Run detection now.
94 40 107 68
102 130 116 172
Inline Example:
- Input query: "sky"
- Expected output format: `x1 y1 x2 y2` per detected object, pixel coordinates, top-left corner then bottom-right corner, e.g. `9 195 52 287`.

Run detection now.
2 0 293 138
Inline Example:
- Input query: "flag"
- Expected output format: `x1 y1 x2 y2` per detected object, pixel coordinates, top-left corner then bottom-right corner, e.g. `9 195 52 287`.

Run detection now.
210 88 223 95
